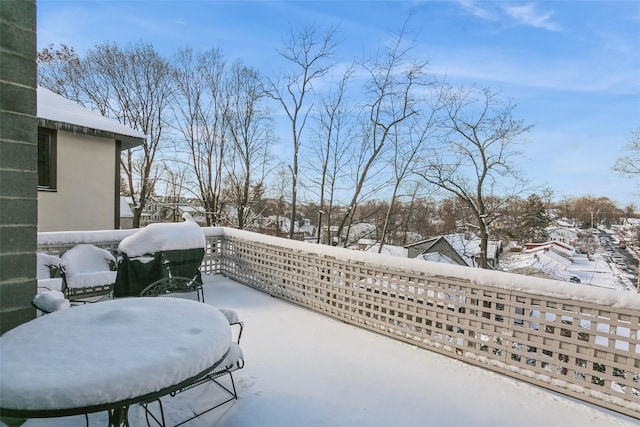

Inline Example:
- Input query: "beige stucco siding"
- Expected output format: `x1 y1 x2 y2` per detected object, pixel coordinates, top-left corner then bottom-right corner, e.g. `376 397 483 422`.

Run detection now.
38 131 115 232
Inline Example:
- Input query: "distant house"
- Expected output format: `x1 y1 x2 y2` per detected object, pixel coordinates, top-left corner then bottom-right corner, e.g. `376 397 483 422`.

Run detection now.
406 236 469 266
120 196 134 229
503 242 576 282
407 233 502 269
342 223 377 247
175 205 207 225
547 227 578 246
259 216 306 240
131 197 208 226
524 241 575 260
37 87 145 232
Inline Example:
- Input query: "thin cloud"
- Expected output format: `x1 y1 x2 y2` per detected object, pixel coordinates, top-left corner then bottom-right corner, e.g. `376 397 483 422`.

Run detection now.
456 0 498 21
456 0 561 32
501 3 562 32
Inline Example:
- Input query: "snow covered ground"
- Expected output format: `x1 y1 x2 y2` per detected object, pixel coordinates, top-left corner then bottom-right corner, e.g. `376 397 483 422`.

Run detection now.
11 275 638 427
501 248 637 293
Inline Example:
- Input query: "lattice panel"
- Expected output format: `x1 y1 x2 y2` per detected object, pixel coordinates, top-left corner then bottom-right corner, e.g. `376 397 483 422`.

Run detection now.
215 233 640 419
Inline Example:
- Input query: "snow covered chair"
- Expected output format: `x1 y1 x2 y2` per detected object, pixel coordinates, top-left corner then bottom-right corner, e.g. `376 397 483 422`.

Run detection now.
37 253 61 281
140 302 245 426
114 213 206 298
33 253 69 315
59 244 117 304
36 252 63 291
142 308 245 427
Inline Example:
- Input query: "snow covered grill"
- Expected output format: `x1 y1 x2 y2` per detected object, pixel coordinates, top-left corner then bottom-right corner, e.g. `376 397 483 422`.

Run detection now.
114 213 207 298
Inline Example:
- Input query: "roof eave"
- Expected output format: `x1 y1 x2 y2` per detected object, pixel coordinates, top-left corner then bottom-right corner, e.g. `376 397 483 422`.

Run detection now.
38 118 145 150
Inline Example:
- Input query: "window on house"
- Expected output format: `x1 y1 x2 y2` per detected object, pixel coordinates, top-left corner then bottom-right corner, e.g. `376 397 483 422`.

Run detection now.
38 128 57 190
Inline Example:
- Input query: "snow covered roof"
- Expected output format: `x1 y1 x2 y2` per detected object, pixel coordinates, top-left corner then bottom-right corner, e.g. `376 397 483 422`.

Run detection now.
120 197 133 218
438 233 499 262
365 244 408 257
37 87 145 149
524 241 574 257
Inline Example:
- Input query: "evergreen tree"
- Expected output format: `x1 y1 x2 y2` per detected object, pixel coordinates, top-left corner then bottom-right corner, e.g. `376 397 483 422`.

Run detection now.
519 194 549 243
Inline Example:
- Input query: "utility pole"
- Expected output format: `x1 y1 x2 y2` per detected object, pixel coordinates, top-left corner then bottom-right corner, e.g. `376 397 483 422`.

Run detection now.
317 211 325 244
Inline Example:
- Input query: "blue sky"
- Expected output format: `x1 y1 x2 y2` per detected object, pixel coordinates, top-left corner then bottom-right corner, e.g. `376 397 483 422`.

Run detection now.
37 1 640 208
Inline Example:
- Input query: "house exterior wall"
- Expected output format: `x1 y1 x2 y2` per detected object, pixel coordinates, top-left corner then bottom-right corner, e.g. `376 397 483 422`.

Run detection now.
0 0 38 333
38 131 116 232
548 227 578 245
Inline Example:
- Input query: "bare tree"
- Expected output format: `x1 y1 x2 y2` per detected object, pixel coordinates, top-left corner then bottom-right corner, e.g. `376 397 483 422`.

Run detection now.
613 127 640 195
265 24 339 239
270 162 292 237
159 160 190 222
334 26 425 247
417 85 532 268
224 61 274 229
565 196 622 228
378 95 439 252
37 44 84 102
171 48 227 226
302 66 356 244
79 42 174 228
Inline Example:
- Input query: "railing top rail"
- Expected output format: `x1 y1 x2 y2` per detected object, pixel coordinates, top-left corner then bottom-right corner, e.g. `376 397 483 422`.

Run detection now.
210 227 640 311
37 226 640 310
38 229 138 246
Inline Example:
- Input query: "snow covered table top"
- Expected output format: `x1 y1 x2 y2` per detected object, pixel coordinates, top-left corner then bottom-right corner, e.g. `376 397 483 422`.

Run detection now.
0 298 231 419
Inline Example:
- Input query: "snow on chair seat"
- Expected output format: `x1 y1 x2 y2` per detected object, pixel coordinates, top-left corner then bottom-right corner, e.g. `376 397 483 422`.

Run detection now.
60 244 117 304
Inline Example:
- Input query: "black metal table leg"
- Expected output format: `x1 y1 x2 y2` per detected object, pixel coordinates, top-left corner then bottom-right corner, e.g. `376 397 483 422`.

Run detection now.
108 406 129 427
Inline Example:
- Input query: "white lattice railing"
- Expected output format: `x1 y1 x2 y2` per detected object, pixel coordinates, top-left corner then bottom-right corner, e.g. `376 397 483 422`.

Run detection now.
38 227 640 419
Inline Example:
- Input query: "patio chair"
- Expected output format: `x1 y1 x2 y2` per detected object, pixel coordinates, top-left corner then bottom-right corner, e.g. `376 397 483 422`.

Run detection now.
37 253 61 281
139 274 204 303
140 300 245 427
59 244 117 305
114 213 206 298
33 253 69 314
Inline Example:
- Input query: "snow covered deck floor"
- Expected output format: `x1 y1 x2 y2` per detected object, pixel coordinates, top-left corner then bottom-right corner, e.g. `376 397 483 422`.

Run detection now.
16 275 639 427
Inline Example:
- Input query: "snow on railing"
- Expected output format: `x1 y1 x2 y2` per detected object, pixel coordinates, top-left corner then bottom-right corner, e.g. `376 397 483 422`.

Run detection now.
38 226 640 419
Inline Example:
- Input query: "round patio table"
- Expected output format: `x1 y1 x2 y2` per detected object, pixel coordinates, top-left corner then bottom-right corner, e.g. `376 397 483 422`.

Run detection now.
0 297 231 426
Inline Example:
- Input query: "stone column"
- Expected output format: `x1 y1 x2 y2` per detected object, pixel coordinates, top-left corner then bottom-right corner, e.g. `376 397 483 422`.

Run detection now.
0 0 37 333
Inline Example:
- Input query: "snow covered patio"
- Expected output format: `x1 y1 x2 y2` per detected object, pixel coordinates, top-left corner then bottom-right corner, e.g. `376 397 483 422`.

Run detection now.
14 274 636 427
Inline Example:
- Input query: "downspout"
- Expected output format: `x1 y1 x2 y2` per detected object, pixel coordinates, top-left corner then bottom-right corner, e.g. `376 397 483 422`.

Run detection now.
114 140 122 229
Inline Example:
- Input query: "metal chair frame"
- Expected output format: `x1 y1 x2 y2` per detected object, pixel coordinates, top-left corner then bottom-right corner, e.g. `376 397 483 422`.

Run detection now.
141 328 244 427
138 277 205 302
138 287 244 427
